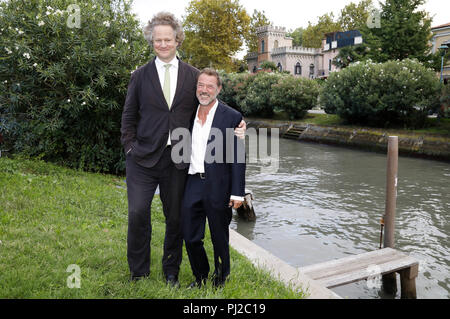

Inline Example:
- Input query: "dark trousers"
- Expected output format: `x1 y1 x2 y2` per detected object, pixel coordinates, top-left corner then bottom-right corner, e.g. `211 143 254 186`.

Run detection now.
125 147 188 278
181 174 233 282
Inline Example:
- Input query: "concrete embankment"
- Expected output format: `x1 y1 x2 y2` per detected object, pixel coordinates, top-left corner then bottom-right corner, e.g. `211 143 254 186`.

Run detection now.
246 119 450 162
229 229 341 299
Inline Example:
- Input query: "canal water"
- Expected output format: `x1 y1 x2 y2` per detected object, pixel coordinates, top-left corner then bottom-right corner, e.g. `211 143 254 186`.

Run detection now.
230 136 449 299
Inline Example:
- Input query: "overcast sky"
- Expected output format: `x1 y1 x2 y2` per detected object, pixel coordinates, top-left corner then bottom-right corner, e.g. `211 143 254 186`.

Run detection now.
131 0 449 30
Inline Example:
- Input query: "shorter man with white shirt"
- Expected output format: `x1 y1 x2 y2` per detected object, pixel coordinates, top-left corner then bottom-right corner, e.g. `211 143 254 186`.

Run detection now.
181 68 246 289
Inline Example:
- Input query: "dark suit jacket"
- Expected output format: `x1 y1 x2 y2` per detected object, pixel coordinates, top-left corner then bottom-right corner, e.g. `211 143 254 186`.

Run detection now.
190 101 246 210
121 57 199 168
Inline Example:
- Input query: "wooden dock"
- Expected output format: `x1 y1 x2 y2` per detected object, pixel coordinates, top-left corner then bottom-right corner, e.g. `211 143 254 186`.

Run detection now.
298 247 419 298
232 136 419 298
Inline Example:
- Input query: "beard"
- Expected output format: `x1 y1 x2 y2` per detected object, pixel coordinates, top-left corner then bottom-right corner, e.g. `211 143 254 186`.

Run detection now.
197 92 217 106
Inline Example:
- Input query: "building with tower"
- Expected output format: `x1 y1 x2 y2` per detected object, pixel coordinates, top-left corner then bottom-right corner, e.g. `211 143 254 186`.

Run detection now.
246 25 363 79
431 22 450 83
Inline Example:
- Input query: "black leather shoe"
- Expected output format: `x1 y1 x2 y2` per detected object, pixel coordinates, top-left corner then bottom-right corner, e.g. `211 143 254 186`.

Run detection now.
212 275 227 288
130 273 149 282
187 278 207 289
166 275 179 288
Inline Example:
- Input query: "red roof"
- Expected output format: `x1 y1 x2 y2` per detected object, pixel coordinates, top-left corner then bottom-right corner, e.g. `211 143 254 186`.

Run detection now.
431 22 450 29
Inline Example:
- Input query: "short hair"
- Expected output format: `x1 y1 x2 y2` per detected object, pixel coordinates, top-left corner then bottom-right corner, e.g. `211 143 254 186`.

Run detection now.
198 68 223 87
143 12 185 47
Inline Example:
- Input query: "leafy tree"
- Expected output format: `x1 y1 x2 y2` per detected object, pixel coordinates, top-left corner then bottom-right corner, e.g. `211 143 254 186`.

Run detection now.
302 13 341 48
360 0 432 63
424 50 450 72
333 44 367 68
182 0 250 72
439 84 450 118
246 9 272 53
338 0 374 31
287 0 372 49
0 0 152 173
286 27 305 47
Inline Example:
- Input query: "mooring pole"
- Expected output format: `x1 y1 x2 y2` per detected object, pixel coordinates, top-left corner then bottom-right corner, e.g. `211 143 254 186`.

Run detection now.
382 136 398 295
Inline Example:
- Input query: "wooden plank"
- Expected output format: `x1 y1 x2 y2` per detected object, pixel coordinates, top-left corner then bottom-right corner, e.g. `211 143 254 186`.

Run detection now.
299 248 419 288
307 252 404 281
317 257 418 288
299 248 401 280
300 248 397 273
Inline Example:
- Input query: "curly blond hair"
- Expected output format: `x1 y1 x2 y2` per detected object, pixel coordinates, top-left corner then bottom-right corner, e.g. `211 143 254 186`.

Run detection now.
143 12 184 48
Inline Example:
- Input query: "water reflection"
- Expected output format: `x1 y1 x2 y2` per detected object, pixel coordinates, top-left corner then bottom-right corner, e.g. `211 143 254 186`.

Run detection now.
231 138 450 299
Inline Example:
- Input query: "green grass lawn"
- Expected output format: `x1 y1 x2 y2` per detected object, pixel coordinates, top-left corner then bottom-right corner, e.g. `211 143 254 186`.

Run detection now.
0 157 306 299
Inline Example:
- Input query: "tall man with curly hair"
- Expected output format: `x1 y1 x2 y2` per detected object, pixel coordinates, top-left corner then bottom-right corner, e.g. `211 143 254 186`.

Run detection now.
120 12 245 286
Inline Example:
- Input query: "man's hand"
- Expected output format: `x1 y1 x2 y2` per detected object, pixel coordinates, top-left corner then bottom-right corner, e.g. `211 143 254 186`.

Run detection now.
234 119 246 140
229 199 243 209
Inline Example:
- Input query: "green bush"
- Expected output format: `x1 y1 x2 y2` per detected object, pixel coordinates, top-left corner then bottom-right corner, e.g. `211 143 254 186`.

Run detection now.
271 76 320 120
259 60 277 72
321 59 441 128
220 71 320 120
241 72 285 117
0 0 152 173
218 72 255 112
439 84 450 118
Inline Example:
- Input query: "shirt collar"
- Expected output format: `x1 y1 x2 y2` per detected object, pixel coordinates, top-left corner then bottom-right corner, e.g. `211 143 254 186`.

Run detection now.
195 99 219 122
155 56 179 69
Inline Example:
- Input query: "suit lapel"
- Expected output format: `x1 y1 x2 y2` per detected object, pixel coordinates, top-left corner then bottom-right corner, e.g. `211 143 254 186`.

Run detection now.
171 58 187 108
209 102 226 141
205 102 228 172
146 58 168 109
212 103 226 127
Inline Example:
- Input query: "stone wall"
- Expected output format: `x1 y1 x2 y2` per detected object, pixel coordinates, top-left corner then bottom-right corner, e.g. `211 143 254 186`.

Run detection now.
246 120 450 162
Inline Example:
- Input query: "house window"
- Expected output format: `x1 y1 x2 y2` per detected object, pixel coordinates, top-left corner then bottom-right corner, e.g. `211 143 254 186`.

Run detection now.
277 62 282 72
261 40 265 53
295 62 302 75
329 59 332 71
309 64 314 77
274 40 279 49
253 65 257 73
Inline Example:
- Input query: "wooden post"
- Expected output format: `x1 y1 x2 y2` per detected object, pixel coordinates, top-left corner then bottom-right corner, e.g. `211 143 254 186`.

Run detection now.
399 264 418 299
382 136 398 295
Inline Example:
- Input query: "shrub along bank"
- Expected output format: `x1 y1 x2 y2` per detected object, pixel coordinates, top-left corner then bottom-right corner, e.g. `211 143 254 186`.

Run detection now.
320 59 442 128
218 71 320 120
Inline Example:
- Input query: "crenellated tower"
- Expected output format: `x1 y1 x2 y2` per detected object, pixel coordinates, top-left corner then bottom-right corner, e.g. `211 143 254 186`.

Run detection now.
256 25 293 64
